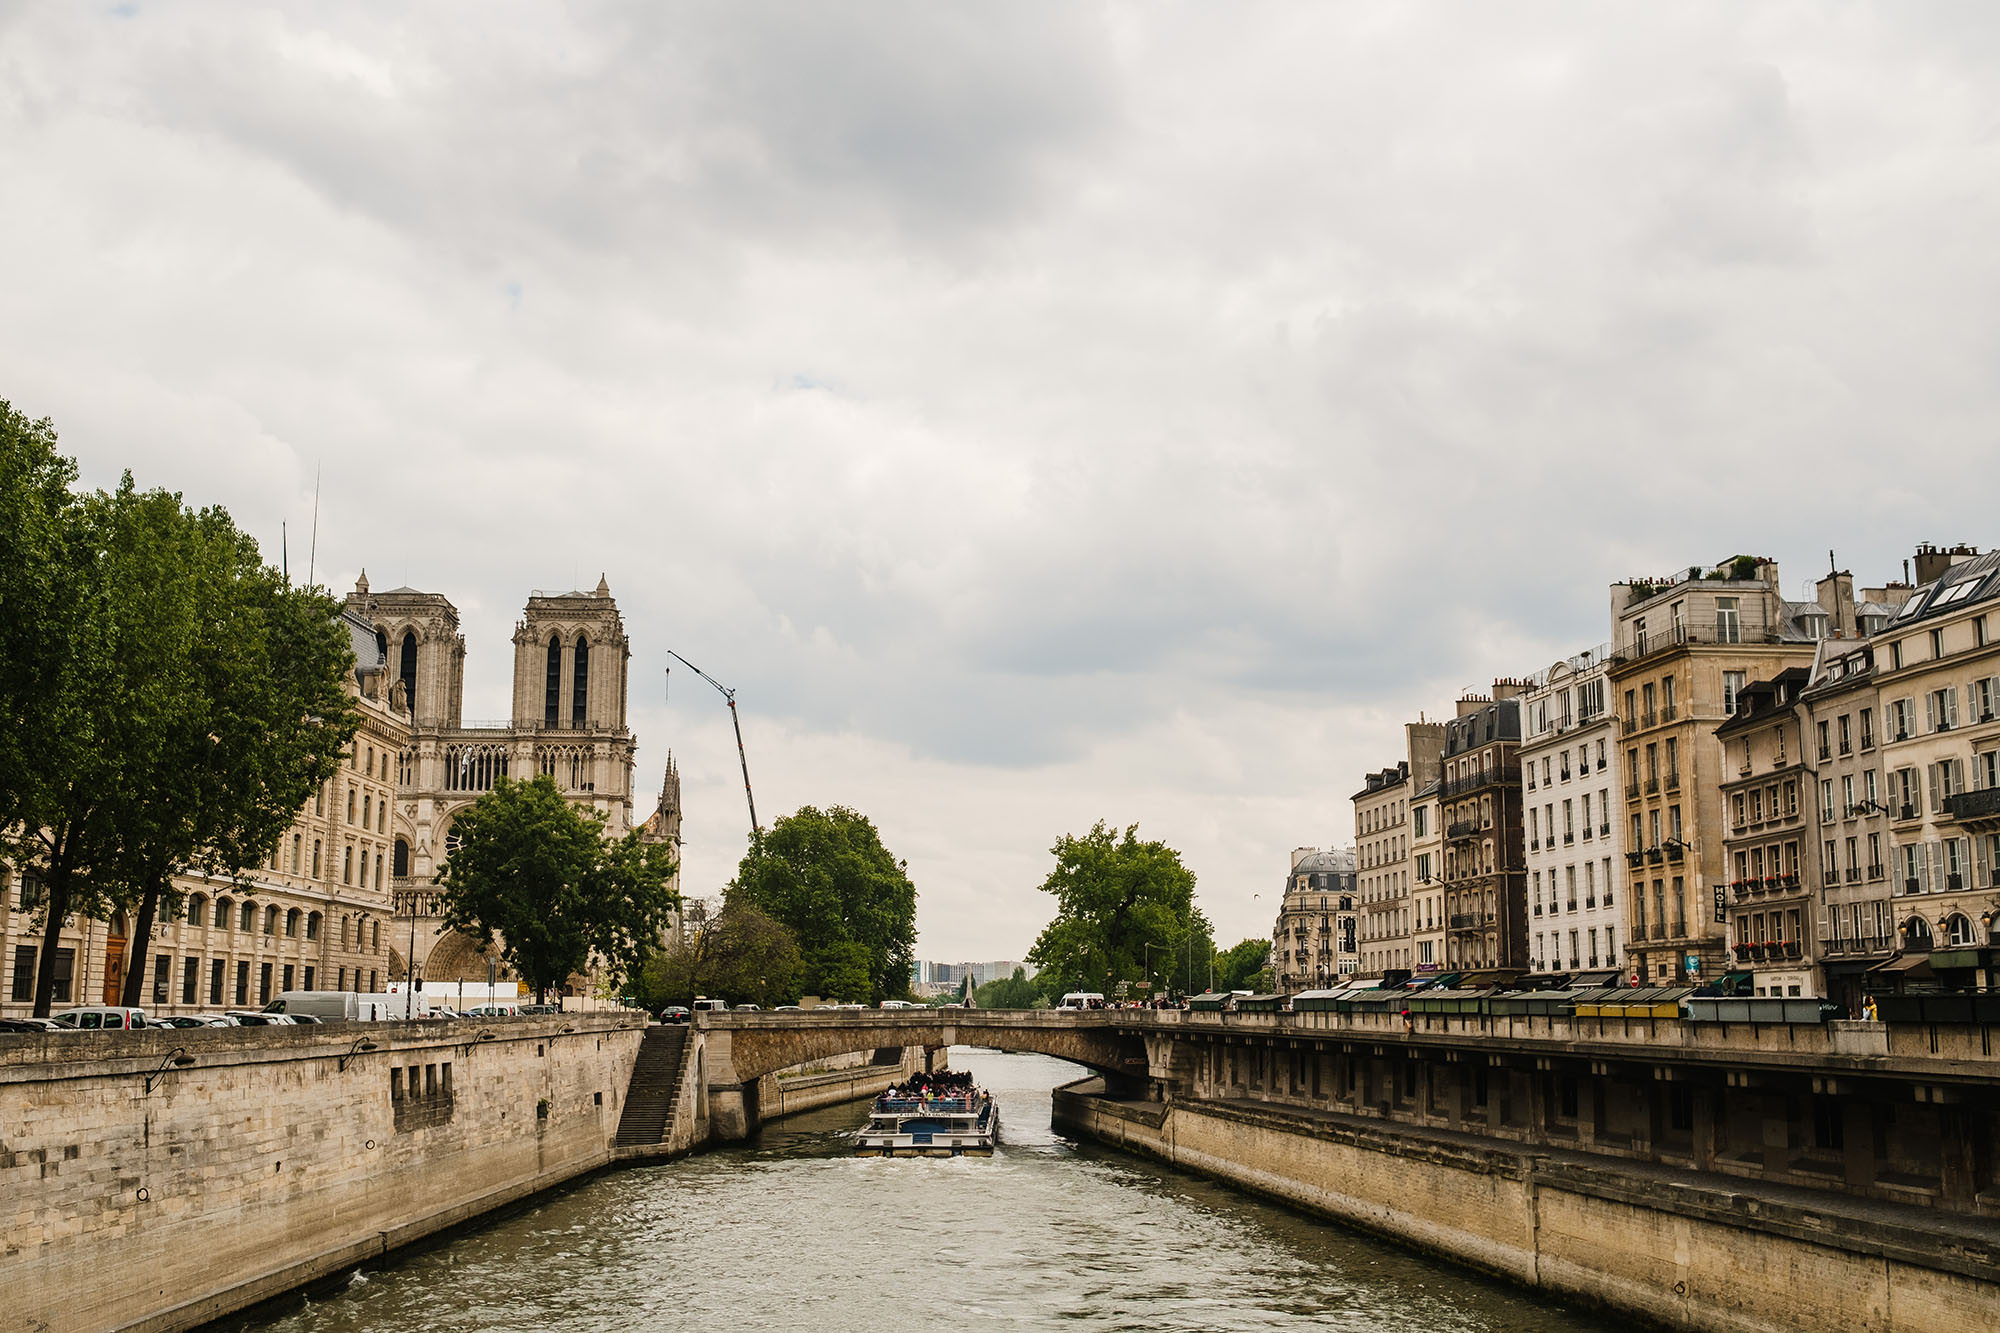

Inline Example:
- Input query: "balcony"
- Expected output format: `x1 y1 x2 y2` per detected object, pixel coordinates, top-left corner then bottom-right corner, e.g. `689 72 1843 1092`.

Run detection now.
1867 863 1884 880
1818 745 1832 762
1664 770 1680 792
1822 934 1892 958
1844 866 1860 883
1599 822 1611 836
1624 782 1640 799
1438 765 1522 799
1448 913 1492 931
1446 819 1482 841
1645 777 1660 794
1661 704 1678 723
1563 831 1575 845
1945 787 2000 824
1641 710 1657 730
1838 741 1852 756
1894 802 1920 823
1529 838 1540 851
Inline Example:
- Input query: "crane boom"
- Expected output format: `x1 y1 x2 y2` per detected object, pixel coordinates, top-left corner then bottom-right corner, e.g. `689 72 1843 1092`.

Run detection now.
666 650 761 840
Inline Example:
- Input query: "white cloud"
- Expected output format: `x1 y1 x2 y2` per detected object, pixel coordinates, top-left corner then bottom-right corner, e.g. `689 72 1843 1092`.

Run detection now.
3 2 1998 955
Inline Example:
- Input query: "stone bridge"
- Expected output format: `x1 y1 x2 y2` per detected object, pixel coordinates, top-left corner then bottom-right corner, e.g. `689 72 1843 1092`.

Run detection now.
696 1009 1163 1139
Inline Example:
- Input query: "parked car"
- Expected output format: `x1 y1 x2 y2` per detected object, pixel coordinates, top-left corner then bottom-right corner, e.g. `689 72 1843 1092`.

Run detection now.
519 1003 562 1015
658 1006 691 1024
735 1003 761 1012
0 1017 59 1033
429 1006 463 1020
225 1010 296 1026
50 1006 150 1030
772 1005 803 1012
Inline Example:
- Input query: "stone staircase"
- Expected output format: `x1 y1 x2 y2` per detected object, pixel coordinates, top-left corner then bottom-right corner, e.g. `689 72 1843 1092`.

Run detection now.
614 1025 688 1149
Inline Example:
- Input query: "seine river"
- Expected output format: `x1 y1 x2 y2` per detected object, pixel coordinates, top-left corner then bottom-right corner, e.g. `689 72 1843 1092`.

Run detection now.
246 1049 1611 1333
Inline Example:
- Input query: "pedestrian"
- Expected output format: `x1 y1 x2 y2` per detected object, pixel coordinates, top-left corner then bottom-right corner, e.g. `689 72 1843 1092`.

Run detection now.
1862 995 1879 1022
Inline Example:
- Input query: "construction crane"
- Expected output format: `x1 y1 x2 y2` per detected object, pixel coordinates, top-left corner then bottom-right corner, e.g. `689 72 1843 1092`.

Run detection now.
665 650 761 840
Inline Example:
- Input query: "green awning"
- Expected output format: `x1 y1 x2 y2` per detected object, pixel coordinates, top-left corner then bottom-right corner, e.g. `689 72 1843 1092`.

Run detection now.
1928 949 1993 970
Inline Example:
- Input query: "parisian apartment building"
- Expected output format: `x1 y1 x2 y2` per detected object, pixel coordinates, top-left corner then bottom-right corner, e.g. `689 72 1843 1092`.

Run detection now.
1438 687 1529 971
1519 645 1625 977
1352 722 1443 976
1316 543 2000 1004
1271 847 1358 991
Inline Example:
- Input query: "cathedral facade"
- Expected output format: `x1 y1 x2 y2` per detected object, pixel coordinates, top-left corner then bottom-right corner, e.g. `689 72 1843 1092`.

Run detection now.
345 573 678 994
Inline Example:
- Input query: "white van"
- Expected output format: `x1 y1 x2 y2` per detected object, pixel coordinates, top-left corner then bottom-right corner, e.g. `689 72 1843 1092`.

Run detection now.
1056 992 1106 1011
50 1006 149 1030
264 991 395 1023
691 997 729 1013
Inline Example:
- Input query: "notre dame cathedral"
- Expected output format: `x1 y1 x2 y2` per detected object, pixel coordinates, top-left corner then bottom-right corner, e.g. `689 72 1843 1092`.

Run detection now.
345 572 682 994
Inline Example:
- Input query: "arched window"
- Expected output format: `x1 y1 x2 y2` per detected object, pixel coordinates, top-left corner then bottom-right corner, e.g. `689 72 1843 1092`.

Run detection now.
572 633 590 726
347 787 356 823
363 793 371 827
306 912 321 942
262 905 276 935
442 743 509 792
371 921 380 952
344 846 354 884
241 901 256 931
188 894 206 925
393 838 410 877
545 633 561 726
399 631 418 714
376 628 388 665
1946 914 1975 947
291 833 302 872
312 839 322 877
217 897 233 928
374 852 384 889
1903 916 1935 951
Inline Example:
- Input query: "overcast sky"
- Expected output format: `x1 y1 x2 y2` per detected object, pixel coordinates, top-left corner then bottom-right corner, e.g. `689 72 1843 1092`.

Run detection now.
4 2 1997 961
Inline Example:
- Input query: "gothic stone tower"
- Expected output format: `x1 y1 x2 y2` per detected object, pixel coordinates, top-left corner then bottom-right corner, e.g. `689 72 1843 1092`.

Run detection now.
343 575 643 996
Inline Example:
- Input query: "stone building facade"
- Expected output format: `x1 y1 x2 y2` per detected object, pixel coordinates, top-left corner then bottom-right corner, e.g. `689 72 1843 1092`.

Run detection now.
1352 721 1444 978
1271 847 1357 991
1715 667 1816 997
1409 780 1444 974
2 610 407 1017
1608 559 1821 986
1869 546 2000 991
2 575 675 1017
1519 645 1624 976
1801 632 1898 1012
343 574 658 992
1439 686 1528 969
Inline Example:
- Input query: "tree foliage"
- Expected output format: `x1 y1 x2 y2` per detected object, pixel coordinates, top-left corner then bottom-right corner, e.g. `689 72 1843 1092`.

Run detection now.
1213 938 1273 993
1025 821 1211 1000
437 775 678 1002
634 901 800 1010
0 412 361 1013
732 806 916 1003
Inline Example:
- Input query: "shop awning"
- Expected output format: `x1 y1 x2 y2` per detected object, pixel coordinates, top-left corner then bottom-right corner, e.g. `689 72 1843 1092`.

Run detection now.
1927 949 1995 970
1869 954 1936 977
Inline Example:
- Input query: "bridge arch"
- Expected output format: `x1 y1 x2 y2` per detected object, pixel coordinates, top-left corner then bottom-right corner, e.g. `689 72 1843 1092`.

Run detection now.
701 1012 1151 1086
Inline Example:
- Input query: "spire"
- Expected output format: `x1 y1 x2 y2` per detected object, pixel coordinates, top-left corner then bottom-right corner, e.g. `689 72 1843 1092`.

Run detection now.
355 569 370 596
595 572 610 598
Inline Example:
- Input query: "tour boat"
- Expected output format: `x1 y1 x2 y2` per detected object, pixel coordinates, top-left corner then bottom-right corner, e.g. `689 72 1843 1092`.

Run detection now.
855 1079 999 1157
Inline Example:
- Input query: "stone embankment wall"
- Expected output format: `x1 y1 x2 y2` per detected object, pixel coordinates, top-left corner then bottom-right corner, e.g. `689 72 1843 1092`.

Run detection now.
2 1016 647 1333
1053 1080 2000 1333
758 1047 924 1122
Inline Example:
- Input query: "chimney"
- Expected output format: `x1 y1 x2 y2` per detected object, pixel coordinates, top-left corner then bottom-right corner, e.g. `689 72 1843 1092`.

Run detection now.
1456 694 1489 718
1754 557 1782 592
1290 847 1318 872
1491 677 1529 702
1816 570 1856 638
1914 543 1952 584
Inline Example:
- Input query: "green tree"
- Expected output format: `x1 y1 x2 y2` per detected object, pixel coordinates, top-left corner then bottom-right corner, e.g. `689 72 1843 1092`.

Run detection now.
1213 938 1272 993
974 966 1041 1009
0 401 77 832
437 775 678 1003
106 493 360 1006
1026 821 1211 1000
1 450 362 1015
732 806 916 1004
635 900 801 1010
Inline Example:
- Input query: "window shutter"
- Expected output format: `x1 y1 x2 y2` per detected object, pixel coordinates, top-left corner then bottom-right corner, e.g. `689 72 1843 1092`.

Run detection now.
1946 687 1959 727
1928 763 1941 814
1978 836 1993 888
1926 692 1937 732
